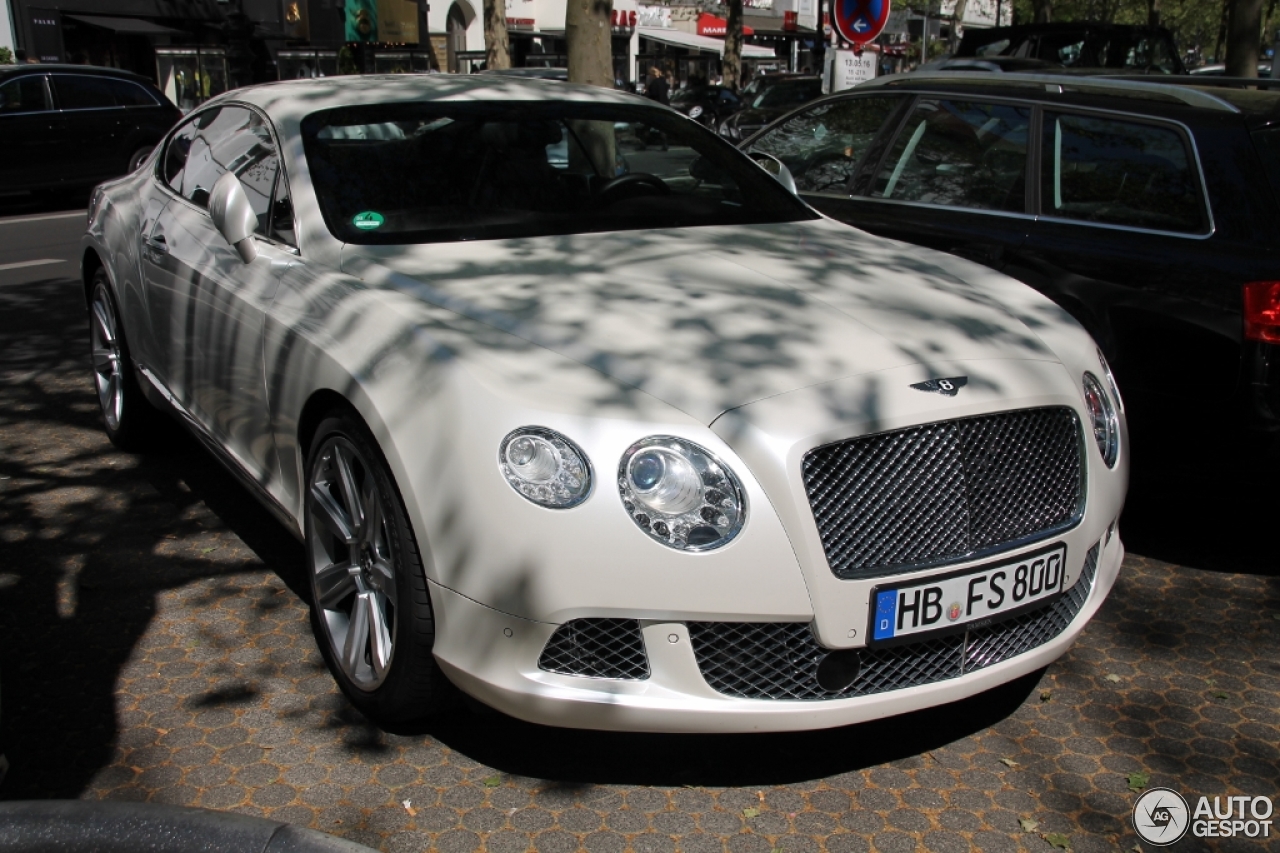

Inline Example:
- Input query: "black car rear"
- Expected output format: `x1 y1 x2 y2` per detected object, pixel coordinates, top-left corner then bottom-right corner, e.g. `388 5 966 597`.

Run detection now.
0 64 182 195
743 74 1280 450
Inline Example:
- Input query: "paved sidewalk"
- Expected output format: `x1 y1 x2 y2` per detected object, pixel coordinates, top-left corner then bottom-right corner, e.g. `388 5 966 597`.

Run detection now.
1 273 1278 853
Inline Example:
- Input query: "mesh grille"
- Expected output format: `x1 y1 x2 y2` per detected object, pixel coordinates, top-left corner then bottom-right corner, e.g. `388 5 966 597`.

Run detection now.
537 618 649 680
689 543 1100 701
802 408 1083 579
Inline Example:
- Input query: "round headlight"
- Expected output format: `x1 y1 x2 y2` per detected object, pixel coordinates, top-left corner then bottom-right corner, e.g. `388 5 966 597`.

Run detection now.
618 437 746 551
1096 348 1124 413
1082 372 1119 468
499 427 592 508
688 105 704 119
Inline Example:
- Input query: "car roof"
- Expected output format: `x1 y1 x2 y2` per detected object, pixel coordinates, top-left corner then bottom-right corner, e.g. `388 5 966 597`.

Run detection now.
0 63 157 86
856 71 1280 125
214 74 646 125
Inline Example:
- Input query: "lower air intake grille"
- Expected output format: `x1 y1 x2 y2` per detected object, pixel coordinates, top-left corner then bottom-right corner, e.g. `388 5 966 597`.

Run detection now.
689 543 1099 700
802 408 1083 579
538 618 650 680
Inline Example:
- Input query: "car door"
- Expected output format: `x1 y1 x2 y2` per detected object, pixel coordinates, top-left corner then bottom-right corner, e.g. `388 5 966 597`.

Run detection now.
0 73 64 191
1019 109 1241 403
48 73 124 183
145 105 294 482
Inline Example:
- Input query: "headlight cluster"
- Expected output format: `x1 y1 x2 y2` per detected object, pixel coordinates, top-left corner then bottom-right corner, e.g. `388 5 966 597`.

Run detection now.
688 105 704 119
1096 348 1124 413
619 437 746 552
499 428 591 509
1082 372 1119 468
499 429 746 552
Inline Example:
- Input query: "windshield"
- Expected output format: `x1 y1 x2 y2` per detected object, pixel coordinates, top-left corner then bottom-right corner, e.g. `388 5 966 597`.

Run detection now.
753 80 822 110
302 101 815 245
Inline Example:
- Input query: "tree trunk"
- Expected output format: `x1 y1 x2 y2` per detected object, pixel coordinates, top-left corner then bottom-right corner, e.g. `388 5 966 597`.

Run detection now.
724 0 744 92
483 0 511 71
566 0 614 86
1226 0 1264 75
1216 0 1231 61
1147 0 1161 26
1033 0 1052 23
950 0 969 53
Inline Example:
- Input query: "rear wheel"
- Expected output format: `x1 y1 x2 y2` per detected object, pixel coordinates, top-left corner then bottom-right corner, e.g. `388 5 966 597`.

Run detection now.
127 146 154 173
305 412 453 722
89 269 157 449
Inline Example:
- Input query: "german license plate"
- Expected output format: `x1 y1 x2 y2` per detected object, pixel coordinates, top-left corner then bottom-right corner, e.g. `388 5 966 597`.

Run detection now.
869 543 1068 646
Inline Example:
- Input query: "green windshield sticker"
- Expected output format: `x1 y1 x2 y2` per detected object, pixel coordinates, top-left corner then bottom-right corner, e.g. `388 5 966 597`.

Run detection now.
352 211 385 231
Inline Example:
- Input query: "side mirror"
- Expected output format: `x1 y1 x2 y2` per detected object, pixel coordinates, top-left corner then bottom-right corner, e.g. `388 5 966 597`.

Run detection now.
748 151 798 195
208 172 259 263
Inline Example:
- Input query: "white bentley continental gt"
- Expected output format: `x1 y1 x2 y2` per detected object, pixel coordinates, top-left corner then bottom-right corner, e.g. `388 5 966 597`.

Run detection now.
82 75 1127 733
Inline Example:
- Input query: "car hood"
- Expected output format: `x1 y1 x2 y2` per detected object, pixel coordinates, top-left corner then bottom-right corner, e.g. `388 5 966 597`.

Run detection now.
341 217 1062 426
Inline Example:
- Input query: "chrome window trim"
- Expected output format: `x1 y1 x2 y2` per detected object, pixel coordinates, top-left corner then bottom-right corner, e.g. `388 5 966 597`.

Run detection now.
844 93 1217 241
1036 104 1216 239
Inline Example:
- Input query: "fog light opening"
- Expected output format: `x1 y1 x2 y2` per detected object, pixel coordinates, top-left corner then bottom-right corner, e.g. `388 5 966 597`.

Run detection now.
816 649 862 692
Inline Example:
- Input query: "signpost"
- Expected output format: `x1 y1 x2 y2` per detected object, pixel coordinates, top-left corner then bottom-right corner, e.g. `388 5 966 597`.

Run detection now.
831 0 891 44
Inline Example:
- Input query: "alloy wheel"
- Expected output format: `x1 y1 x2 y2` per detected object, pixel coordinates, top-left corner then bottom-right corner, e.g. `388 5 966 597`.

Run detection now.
307 435 399 690
90 283 124 432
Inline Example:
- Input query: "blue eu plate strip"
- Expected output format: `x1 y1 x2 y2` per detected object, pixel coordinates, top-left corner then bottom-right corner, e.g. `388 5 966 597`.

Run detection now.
873 589 897 641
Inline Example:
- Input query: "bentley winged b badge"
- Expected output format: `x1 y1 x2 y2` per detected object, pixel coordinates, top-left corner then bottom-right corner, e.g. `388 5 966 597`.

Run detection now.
910 376 968 397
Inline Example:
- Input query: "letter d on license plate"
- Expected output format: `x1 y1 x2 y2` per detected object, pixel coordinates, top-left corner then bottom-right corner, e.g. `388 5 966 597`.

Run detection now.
869 543 1068 645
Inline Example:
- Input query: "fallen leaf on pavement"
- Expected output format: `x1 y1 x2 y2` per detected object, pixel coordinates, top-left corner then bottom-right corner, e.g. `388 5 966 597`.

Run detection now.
1104 674 1121 683
999 757 1019 768
1044 832 1070 849
1019 818 1038 833
483 775 502 787
743 807 760 819
1127 771 1150 792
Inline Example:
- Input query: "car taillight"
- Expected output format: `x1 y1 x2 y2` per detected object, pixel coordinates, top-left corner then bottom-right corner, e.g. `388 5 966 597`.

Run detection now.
1243 281 1280 343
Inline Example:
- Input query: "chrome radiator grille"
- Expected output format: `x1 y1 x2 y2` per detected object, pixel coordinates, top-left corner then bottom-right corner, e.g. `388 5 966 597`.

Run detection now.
688 543 1099 701
537 618 649 680
802 408 1083 580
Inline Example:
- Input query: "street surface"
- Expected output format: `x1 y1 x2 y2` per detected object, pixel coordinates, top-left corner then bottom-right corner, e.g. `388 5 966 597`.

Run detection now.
0 198 1277 853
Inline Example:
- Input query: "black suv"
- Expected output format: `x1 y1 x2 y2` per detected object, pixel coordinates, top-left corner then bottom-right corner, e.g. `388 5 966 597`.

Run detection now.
0 64 182 196
743 73 1280 446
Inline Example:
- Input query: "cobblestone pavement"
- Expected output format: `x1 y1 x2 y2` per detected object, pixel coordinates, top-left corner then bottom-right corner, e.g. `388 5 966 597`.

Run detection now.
1 269 1278 853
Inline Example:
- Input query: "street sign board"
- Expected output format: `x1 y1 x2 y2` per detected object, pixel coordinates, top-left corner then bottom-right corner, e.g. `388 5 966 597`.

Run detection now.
832 0 891 44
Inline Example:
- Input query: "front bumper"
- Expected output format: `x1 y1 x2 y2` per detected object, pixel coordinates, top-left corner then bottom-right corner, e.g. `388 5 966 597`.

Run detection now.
430 532 1123 733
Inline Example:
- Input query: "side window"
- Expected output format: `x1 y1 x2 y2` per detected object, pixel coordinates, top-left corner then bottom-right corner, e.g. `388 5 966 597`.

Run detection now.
163 107 222 203
0 76 51 113
748 95 900 195
222 113 282 238
871 99 1030 213
1041 112 1204 233
103 78 159 107
51 74 117 110
269 174 296 246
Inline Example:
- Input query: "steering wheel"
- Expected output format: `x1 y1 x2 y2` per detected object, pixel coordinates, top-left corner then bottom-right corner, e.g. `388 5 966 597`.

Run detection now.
594 173 671 206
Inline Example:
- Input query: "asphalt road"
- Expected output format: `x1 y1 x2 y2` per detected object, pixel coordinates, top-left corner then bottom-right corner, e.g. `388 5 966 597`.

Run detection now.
0 201 1277 853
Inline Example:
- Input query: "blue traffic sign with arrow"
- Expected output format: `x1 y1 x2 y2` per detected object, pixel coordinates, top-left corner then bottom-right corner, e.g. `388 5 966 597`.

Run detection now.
832 0 890 44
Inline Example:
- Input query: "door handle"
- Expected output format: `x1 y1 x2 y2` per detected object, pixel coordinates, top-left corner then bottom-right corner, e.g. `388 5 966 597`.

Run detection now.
145 234 169 255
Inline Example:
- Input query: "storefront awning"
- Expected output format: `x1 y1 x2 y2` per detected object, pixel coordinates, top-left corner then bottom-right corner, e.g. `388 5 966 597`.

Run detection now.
637 27 776 58
65 14 188 36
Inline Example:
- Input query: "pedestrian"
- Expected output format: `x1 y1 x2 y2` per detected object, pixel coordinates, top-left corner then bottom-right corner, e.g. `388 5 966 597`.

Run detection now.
644 66 669 105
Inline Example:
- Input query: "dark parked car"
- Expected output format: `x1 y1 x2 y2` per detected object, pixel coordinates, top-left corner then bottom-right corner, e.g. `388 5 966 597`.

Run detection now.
670 84 742 131
743 72 1280 447
955 23 1185 74
0 64 181 195
719 75 822 141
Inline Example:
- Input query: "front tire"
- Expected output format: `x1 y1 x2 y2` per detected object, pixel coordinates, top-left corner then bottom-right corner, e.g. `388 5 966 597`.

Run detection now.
89 269 157 450
305 412 452 723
